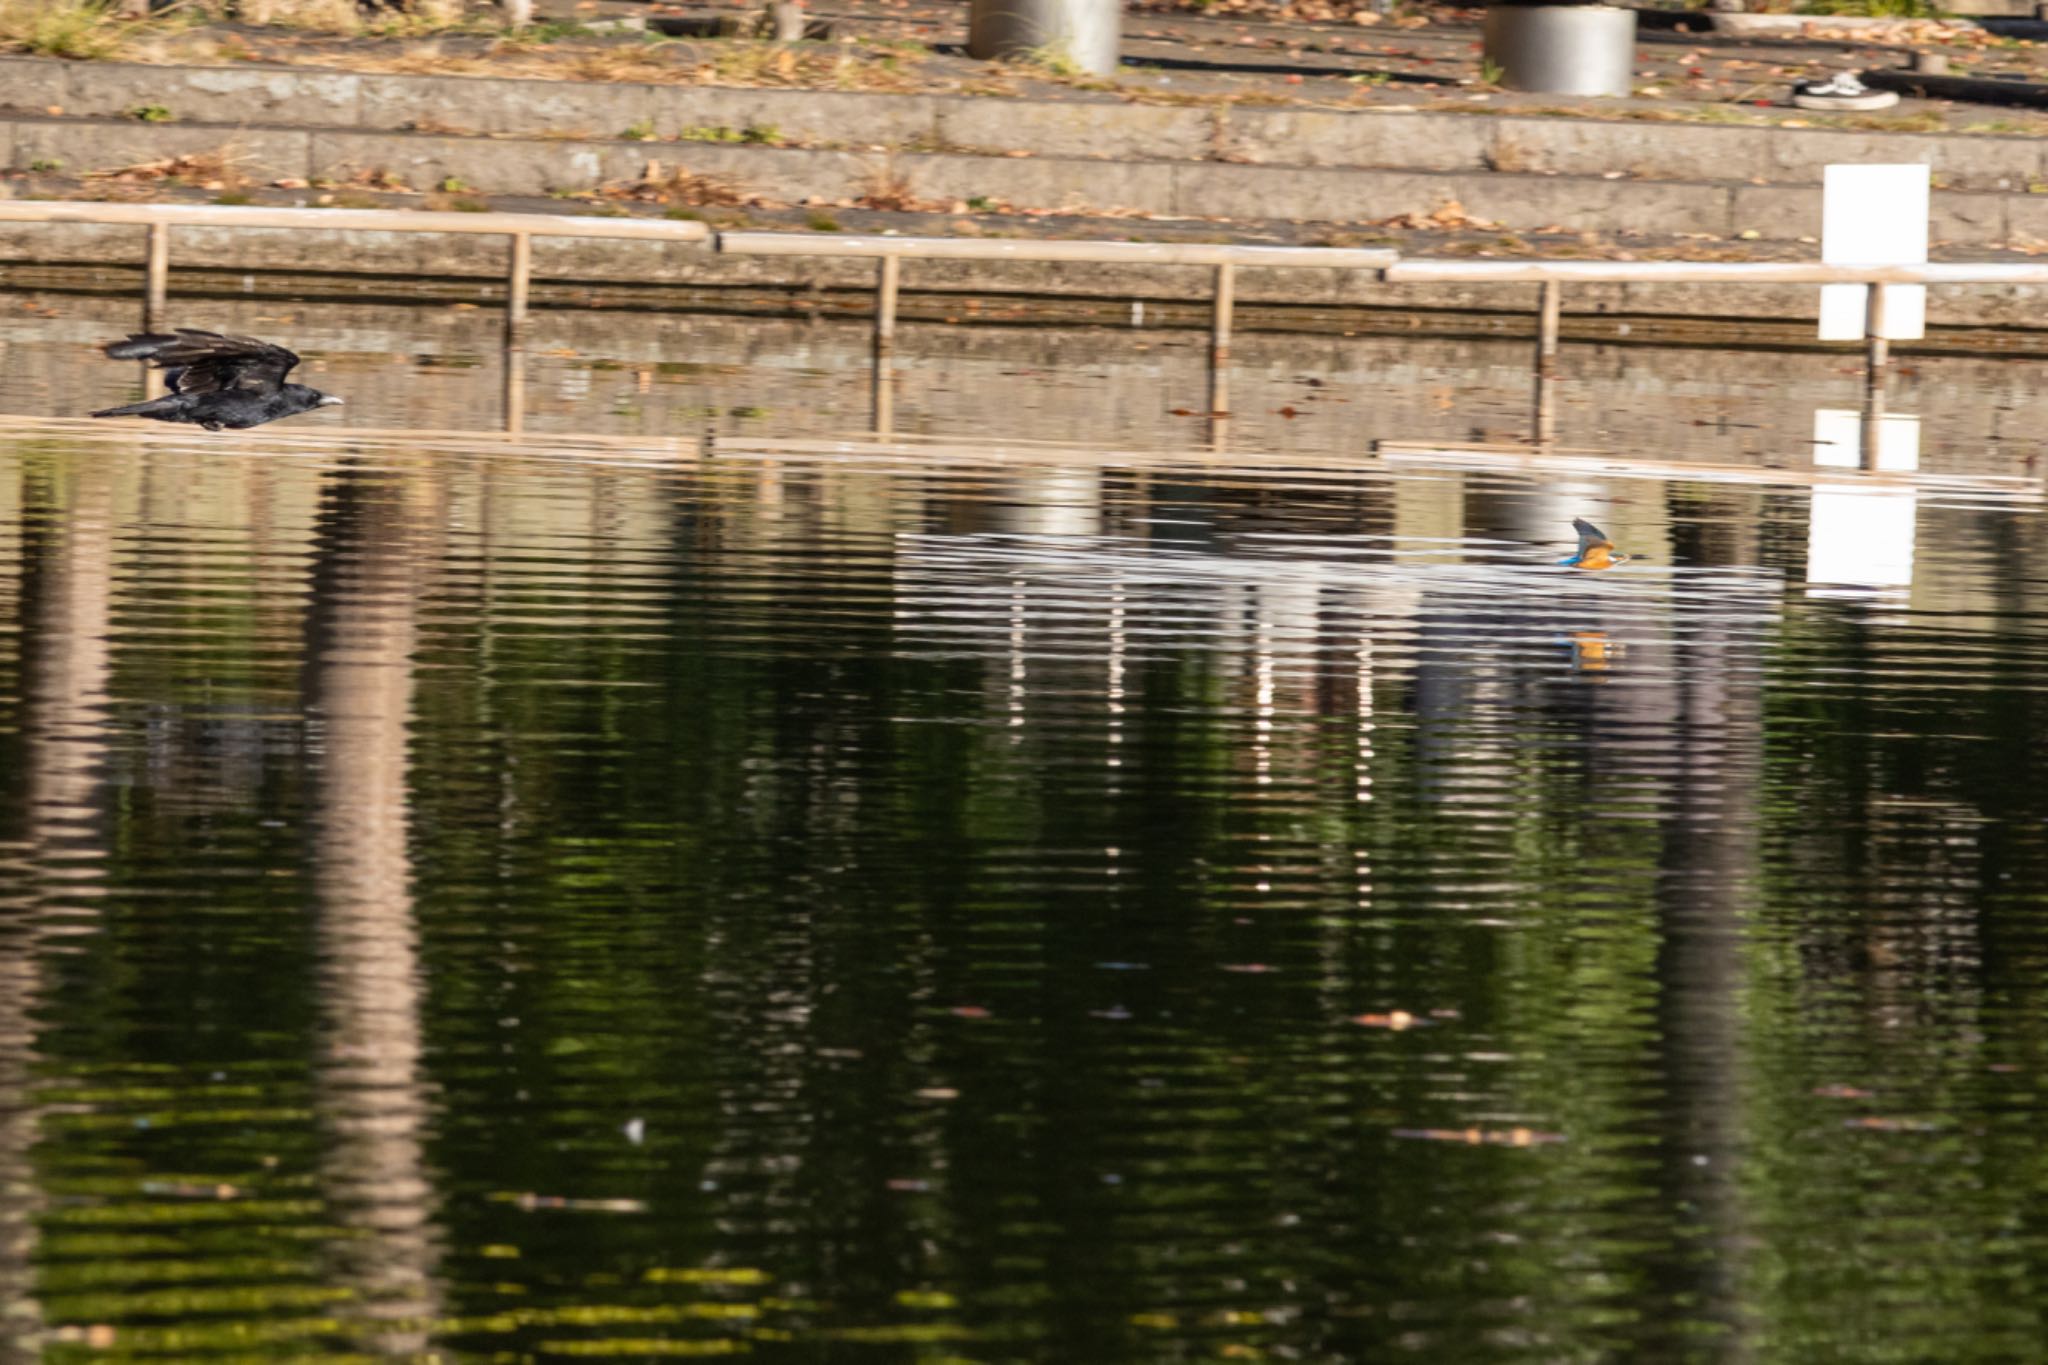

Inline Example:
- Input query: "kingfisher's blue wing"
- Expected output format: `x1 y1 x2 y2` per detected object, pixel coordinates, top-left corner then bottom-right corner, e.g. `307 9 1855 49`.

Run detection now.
1572 518 1613 557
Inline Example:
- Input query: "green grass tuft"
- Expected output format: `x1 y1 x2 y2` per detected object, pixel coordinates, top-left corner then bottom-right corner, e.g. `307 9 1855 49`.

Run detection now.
0 0 156 59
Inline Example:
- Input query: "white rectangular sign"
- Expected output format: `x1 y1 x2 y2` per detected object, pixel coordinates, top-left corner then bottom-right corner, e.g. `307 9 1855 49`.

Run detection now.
1818 163 1928 342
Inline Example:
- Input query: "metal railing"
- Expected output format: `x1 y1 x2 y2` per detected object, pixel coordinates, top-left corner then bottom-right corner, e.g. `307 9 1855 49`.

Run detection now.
0 200 712 336
720 231 1405 414
721 233 2048 384
14 199 2048 347
1380 260 2048 283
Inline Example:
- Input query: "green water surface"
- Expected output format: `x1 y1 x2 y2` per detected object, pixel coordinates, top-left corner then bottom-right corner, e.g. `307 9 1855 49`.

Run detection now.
3 308 2047 1363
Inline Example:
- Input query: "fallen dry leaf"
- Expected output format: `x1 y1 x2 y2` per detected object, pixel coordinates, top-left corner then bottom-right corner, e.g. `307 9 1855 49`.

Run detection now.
1394 1126 1565 1147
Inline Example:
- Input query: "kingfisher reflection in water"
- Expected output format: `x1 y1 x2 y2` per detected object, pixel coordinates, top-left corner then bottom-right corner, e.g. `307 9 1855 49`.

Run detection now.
1569 630 1623 675
1559 517 1633 571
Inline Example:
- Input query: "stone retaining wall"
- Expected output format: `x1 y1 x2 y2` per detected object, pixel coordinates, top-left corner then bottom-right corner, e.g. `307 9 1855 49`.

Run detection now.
8 115 2048 245
5 57 2044 191
8 54 2048 329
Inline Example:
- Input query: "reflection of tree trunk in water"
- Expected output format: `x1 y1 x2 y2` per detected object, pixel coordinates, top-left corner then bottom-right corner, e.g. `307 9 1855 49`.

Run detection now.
1 460 117 1363
0 918 45 1365
1647 601 1763 1359
305 468 444 1356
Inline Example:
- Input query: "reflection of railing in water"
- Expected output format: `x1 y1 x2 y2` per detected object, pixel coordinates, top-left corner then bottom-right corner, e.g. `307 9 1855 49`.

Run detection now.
1376 441 2042 501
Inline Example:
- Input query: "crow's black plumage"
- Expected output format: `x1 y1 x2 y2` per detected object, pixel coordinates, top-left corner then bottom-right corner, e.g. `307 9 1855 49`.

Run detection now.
92 329 343 430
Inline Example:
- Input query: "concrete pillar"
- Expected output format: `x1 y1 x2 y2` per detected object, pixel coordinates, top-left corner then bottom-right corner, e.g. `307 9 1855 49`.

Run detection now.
968 0 1120 78
1482 4 1637 98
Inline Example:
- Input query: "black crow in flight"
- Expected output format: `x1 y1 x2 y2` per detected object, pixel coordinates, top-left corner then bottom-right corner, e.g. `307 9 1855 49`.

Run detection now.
92 329 343 430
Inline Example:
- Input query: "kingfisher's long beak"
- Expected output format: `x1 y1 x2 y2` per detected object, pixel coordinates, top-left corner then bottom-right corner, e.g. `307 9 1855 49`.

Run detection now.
318 395 345 407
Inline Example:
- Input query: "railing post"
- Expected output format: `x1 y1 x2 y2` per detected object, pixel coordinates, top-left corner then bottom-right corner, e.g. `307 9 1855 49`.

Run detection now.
873 254 900 437
1537 280 1562 369
1860 281 1891 471
504 343 525 437
506 231 532 342
144 221 170 331
139 220 172 396
1864 281 1890 381
873 365 894 439
1534 279 1561 445
1209 262 1234 417
875 254 900 354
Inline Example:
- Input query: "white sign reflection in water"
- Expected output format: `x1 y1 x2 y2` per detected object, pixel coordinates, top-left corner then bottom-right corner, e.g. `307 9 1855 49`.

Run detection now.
1805 407 1919 594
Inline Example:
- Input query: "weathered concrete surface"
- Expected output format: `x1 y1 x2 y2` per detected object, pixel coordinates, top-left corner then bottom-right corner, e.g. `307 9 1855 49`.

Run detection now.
1221 107 1493 173
6 217 2046 333
306 127 630 197
2006 193 2048 241
936 98 1213 161
904 150 1183 214
63 62 365 126
15 113 2043 244
5 55 2046 193
0 60 69 115
12 121 315 184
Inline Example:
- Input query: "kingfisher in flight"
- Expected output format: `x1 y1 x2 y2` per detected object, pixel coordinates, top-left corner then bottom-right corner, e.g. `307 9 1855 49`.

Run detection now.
1559 518 1631 571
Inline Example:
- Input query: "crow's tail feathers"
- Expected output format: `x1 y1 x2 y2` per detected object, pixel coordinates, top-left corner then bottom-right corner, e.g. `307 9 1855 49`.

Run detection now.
91 396 183 420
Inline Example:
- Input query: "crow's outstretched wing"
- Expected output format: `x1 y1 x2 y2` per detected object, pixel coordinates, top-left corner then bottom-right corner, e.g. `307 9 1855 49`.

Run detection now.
103 329 301 396
1571 517 1615 557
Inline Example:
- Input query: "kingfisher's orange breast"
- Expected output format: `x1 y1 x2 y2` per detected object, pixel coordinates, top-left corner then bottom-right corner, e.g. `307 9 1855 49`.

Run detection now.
1574 543 1617 570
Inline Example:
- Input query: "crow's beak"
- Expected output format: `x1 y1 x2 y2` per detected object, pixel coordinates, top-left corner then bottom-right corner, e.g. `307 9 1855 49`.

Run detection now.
319 395 345 407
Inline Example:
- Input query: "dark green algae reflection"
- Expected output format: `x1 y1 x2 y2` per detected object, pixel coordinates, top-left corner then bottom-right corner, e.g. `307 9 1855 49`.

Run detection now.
3 433 2048 1364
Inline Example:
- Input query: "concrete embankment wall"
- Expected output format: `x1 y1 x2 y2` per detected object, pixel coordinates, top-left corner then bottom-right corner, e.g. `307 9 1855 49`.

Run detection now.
15 108 2042 242
7 55 2048 333
7 56 2048 196
6 293 2041 468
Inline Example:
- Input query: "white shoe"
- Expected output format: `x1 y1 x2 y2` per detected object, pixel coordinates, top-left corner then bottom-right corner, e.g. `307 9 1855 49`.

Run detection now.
1792 72 1900 111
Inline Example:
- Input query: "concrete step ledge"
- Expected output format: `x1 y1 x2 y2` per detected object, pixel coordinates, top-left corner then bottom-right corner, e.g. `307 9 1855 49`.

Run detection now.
7 115 2048 245
3 55 2048 193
